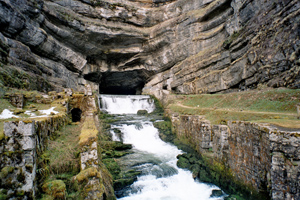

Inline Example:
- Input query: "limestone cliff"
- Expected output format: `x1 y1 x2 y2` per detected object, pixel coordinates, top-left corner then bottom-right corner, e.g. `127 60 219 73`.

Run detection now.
0 0 299 94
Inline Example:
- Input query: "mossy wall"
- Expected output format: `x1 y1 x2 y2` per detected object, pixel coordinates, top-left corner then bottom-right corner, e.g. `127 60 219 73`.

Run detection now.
76 95 116 200
168 112 300 200
0 114 68 199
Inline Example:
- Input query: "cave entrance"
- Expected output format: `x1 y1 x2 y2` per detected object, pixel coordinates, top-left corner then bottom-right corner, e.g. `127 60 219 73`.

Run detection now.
71 108 82 122
99 69 152 95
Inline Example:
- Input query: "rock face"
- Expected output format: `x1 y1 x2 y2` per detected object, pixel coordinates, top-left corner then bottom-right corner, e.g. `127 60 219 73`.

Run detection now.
0 0 299 94
169 113 300 200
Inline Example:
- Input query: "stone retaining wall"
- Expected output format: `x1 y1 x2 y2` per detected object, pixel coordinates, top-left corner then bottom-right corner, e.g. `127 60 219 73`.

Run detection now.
0 114 68 199
75 95 115 200
169 113 300 200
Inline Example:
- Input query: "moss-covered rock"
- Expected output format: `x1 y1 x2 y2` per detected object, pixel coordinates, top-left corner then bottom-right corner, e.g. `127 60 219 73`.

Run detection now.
0 166 14 179
79 116 98 147
137 110 148 115
102 159 121 180
153 120 175 143
176 154 191 169
210 189 224 198
74 167 101 184
0 131 5 141
114 170 141 191
42 180 66 199
0 194 8 200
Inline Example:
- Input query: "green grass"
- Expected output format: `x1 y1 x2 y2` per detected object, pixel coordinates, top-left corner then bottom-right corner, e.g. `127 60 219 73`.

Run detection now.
0 87 68 136
39 122 82 199
0 98 18 139
168 88 300 127
181 88 300 113
46 123 81 174
0 98 14 113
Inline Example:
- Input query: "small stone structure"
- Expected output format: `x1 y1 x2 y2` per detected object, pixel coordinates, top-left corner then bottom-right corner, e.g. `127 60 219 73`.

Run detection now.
1 121 36 198
8 94 25 108
170 113 300 200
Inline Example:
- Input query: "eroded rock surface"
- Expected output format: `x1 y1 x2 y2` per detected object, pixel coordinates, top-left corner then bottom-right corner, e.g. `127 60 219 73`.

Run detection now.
0 0 299 94
170 113 300 200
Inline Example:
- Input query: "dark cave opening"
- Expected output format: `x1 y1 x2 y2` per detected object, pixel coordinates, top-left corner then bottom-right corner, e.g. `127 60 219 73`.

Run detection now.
98 69 152 95
99 85 143 95
71 108 82 122
83 69 153 95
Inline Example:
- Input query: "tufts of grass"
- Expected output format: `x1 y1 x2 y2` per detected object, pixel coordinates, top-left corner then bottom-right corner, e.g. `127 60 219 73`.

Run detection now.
0 98 13 113
168 88 300 127
252 119 300 129
38 122 82 199
46 123 81 175
181 88 300 113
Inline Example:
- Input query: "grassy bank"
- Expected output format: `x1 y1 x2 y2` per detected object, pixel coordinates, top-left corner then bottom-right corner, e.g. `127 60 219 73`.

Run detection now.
168 88 300 128
37 122 82 199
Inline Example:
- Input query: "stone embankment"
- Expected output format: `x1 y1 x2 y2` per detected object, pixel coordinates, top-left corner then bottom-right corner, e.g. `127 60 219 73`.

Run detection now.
74 94 115 200
0 111 69 199
169 112 300 199
0 88 115 199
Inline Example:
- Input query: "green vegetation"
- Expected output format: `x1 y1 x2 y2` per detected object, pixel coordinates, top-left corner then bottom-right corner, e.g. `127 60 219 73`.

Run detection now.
181 88 299 112
168 88 300 128
37 123 81 199
153 120 175 143
46 123 81 174
176 152 267 200
0 98 12 113
0 65 53 92
41 180 66 199
0 65 30 89
151 95 164 115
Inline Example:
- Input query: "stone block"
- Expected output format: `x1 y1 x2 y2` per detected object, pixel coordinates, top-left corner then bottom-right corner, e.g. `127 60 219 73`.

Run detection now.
4 121 35 137
9 94 25 108
20 136 35 150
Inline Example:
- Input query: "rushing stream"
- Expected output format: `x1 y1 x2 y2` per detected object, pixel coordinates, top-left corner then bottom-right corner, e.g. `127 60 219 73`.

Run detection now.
99 95 224 200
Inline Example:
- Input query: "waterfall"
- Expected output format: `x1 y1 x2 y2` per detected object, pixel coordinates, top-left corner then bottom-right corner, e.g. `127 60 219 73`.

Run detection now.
99 95 155 114
99 94 224 200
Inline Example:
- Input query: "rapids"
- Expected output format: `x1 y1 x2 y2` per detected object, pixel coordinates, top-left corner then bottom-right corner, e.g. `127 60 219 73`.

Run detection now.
99 94 225 200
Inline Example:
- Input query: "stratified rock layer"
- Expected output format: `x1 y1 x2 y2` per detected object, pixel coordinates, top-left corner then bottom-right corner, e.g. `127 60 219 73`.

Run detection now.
0 0 299 94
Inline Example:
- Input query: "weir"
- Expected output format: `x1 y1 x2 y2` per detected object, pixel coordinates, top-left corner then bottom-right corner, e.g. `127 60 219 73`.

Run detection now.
99 94 224 200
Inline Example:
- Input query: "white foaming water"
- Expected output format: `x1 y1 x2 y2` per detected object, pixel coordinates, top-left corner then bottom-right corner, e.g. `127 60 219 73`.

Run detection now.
99 95 155 114
118 122 218 200
121 122 181 160
100 95 222 200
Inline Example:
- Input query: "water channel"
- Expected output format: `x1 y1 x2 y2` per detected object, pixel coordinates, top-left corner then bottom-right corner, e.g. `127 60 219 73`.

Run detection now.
99 94 225 200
